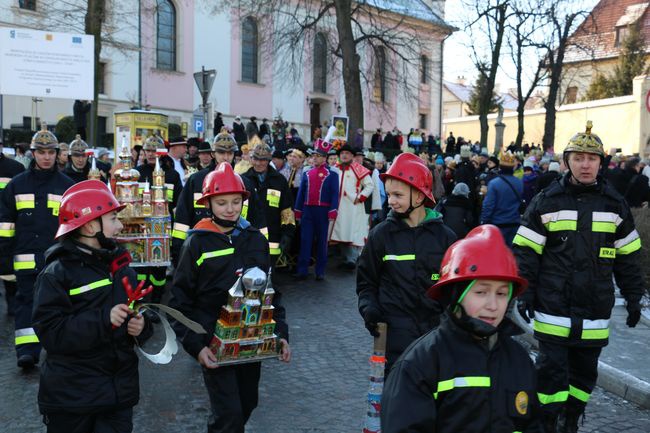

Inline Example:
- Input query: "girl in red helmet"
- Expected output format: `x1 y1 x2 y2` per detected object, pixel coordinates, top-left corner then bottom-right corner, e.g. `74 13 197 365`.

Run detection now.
381 225 541 433
32 180 150 433
168 162 290 433
357 152 457 372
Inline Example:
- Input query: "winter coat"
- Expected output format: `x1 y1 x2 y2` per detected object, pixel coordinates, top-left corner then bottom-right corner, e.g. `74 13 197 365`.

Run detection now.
513 174 644 347
0 153 25 189
33 240 148 414
436 195 474 239
536 171 560 192
0 165 74 275
233 122 247 144
242 166 295 255
381 314 540 433
480 175 522 226
169 218 288 359
522 172 538 206
357 209 456 363
63 159 112 184
171 161 266 264
622 170 650 208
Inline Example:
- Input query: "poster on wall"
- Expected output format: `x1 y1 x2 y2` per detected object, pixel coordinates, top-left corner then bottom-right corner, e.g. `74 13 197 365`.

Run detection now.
331 115 349 141
0 28 94 99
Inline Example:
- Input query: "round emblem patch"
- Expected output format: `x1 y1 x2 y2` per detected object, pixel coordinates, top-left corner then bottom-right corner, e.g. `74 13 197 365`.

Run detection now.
515 391 528 415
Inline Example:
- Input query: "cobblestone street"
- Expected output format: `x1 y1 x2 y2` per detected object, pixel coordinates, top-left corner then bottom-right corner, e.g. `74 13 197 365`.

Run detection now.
2 267 650 432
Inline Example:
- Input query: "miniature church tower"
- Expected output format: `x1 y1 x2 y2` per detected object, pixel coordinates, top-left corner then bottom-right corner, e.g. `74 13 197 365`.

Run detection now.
87 152 101 181
152 153 168 217
113 137 140 217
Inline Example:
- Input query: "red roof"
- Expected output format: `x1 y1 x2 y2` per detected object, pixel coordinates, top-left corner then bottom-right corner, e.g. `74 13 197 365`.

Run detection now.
564 0 650 64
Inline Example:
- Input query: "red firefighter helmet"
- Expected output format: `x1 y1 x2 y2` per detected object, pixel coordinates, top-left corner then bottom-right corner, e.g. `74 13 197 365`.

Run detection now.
197 162 250 206
426 224 527 300
55 180 126 239
380 153 435 206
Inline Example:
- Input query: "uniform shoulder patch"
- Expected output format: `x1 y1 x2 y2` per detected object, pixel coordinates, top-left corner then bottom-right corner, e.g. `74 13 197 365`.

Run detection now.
515 391 529 415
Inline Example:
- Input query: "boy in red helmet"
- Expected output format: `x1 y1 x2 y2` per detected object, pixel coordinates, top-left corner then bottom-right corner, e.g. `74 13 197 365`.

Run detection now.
356 152 457 371
32 180 150 433
169 162 290 432
381 225 541 433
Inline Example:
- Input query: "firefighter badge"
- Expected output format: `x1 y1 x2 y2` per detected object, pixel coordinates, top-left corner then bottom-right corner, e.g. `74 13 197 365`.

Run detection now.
515 391 529 415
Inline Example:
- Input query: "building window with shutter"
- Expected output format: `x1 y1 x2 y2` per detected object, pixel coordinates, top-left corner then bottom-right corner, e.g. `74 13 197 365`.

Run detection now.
241 17 259 83
156 0 176 71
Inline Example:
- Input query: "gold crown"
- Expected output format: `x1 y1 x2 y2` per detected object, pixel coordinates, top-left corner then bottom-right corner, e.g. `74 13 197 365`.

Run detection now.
499 151 517 167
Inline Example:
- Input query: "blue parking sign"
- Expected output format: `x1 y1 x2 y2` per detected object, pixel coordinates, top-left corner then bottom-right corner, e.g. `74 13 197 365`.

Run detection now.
194 118 204 133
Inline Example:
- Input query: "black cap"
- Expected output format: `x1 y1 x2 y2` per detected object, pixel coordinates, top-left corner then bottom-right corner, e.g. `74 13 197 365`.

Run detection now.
337 144 355 155
198 140 212 153
272 150 286 159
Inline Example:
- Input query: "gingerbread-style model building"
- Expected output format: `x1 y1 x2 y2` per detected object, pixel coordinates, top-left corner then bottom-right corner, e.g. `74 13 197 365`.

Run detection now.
113 136 171 266
209 267 278 365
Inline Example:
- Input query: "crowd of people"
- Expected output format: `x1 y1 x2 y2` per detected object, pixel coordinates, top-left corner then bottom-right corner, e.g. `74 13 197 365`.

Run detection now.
0 116 647 433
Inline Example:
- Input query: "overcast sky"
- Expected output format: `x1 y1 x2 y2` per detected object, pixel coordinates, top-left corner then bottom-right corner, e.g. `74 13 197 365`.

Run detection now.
442 0 601 92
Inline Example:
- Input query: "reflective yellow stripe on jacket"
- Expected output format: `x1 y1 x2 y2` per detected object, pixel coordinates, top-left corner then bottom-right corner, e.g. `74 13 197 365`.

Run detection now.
193 192 205 208
196 248 235 266
0 177 11 189
15 193 35 210
615 229 642 255
69 278 112 296
13 254 36 271
433 376 491 399
533 311 609 340
172 222 190 240
512 226 546 255
269 242 281 256
0 222 16 237
383 254 416 261
47 194 62 216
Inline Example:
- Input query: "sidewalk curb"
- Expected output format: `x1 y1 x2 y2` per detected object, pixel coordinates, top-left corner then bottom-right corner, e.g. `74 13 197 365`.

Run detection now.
512 312 650 409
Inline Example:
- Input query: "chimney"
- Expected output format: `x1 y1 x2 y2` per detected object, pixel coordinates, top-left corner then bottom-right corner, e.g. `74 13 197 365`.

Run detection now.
456 75 466 86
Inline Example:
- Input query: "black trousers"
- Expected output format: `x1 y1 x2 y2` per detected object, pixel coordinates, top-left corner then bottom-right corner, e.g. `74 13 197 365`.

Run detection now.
202 362 261 433
14 273 40 359
537 340 602 417
2 278 16 314
43 407 133 433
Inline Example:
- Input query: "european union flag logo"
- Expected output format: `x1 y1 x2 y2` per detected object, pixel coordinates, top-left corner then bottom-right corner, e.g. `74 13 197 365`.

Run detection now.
72 37 82 44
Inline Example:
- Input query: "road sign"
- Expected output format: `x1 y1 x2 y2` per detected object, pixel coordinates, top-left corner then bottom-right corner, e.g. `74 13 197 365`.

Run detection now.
194 67 216 101
194 118 204 133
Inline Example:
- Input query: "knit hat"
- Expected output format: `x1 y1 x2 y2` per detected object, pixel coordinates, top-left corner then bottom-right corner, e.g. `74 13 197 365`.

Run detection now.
488 156 500 167
548 162 560 173
435 156 444 165
452 182 470 198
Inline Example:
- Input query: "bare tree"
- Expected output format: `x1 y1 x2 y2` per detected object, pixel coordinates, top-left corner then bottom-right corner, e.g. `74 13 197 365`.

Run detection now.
539 0 592 151
507 0 548 150
204 0 453 138
461 0 512 149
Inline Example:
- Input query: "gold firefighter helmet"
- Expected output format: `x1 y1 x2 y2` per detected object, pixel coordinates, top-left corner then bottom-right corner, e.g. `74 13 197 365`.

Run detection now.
69 134 89 156
564 121 604 157
143 134 165 151
250 136 272 161
212 127 238 153
30 122 59 151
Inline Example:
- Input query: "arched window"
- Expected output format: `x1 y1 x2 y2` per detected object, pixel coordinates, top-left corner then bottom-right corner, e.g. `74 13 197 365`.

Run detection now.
374 46 387 102
156 0 176 70
420 55 429 84
313 33 327 93
241 17 259 83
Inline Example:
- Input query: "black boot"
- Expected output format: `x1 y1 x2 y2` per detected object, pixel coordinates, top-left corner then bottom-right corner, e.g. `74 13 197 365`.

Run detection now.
558 406 582 433
542 413 558 433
